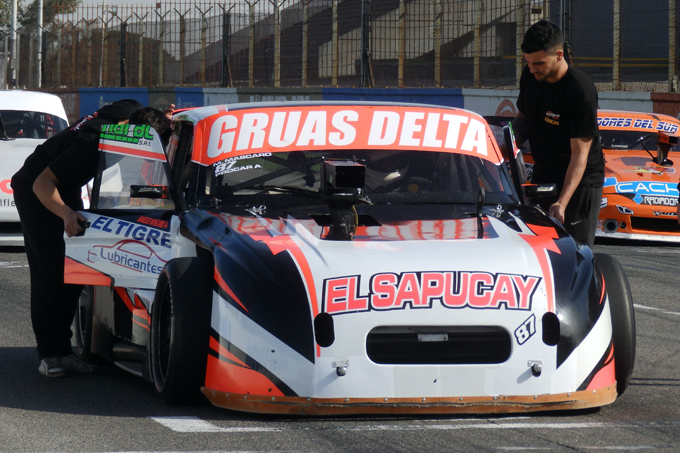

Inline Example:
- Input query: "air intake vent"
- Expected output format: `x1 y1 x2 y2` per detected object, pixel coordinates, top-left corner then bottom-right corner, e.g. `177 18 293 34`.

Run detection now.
631 216 680 233
366 326 511 365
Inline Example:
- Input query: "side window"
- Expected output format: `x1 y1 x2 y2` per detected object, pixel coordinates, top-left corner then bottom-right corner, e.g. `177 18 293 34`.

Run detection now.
90 124 175 210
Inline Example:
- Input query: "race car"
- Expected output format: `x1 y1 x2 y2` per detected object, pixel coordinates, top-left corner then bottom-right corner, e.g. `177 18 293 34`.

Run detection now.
489 110 680 243
597 110 680 242
0 90 69 246
65 102 635 415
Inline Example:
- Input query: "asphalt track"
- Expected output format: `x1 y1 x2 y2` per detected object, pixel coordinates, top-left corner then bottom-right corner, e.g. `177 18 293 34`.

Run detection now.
1 238 680 453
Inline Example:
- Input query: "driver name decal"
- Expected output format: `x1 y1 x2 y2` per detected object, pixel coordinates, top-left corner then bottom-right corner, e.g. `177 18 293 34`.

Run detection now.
203 107 496 165
323 271 541 315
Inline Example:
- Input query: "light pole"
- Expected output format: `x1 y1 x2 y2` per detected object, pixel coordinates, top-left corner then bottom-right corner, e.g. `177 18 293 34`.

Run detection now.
9 0 17 87
37 0 43 87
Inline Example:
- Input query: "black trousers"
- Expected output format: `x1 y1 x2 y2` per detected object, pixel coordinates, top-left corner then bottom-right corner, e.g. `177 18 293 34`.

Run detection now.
539 185 603 248
13 184 82 360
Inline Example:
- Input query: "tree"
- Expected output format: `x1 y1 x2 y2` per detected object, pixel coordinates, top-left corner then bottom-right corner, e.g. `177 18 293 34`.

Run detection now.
0 0 20 32
19 0 80 30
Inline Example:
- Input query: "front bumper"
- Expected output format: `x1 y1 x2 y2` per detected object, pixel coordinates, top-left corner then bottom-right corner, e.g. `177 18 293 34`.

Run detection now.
201 384 617 415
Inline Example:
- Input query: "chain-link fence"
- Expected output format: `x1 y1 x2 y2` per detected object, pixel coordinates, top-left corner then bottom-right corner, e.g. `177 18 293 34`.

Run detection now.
3 0 679 90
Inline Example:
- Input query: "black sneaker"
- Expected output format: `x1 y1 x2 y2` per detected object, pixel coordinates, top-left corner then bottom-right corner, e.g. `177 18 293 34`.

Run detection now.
61 353 98 374
39 356 66 378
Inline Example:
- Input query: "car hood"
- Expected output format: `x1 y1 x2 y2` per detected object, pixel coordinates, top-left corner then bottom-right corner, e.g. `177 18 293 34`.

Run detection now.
182 204 597 368
182 205 581 316
603 149 680 195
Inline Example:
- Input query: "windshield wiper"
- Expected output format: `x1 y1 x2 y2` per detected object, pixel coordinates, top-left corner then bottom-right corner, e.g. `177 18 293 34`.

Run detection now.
625 134 657 160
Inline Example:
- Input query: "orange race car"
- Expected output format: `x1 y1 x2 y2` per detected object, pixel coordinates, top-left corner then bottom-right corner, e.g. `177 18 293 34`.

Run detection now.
488 110 680 242
597 110 680 242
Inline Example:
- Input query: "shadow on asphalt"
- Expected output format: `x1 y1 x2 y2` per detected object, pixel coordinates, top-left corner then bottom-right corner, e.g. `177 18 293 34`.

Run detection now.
0 346 183 416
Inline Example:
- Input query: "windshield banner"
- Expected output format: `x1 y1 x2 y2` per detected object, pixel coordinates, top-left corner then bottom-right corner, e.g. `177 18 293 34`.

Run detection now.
98 124 166 161
597 112 680 134
192 106 502 166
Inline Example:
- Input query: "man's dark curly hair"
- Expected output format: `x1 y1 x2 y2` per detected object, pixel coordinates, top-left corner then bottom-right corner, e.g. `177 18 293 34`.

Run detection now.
129 107 170 137
521 20 564 54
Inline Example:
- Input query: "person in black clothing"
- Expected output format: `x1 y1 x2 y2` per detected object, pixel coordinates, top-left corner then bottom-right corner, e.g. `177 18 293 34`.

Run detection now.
11 100 172 378
515 20 604 247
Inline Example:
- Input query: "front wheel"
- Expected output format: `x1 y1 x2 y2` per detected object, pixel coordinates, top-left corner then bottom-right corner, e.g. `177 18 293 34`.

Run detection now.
595 253 636 396
150 258 213 404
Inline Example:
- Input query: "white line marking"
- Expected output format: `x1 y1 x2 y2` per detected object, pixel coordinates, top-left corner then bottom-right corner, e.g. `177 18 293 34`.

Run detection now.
0 261 28 268
150 416 282 433
150 417 680 434
634 304 680 317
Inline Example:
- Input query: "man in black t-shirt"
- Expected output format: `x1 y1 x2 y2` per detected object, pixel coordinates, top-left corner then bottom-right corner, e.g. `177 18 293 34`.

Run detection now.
515 20 604 247
11 100 171 378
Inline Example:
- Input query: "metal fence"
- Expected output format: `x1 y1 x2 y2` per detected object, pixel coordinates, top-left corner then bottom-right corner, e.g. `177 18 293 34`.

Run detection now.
3 0 679 90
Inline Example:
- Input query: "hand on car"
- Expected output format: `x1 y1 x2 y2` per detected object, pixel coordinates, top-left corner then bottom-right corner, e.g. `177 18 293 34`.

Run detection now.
164 104 175 121
64 209 87 238
549 202 566 225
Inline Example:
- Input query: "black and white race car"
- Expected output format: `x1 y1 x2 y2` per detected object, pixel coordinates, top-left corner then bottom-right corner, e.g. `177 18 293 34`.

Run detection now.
65 102 635 415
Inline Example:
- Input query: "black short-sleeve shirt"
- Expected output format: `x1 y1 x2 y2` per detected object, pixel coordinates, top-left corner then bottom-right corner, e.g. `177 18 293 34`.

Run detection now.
516 64 604 188
11 115 113 210
48 119 108 191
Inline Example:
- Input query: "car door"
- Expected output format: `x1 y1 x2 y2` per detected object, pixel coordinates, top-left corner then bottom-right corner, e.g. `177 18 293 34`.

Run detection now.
64 124 181 290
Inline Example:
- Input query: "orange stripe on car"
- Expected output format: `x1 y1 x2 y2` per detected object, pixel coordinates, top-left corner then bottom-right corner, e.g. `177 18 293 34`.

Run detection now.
114 288 150 330
64 257 113 286
209 336 249 368
214 267 248 312
99 143 165 161
519 224 561 313
204 354 285 396
586 345 616 390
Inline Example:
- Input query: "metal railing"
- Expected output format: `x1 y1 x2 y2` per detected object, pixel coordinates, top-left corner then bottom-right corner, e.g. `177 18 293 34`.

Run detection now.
2 0 678 91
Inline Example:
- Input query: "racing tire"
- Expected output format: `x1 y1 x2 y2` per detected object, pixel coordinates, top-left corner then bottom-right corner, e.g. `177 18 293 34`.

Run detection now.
150 258 213 405
74 285 100 363
595 253 636 396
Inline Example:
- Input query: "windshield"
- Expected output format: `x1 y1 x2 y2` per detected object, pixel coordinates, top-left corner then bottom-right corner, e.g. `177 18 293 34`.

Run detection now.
600 130 680 152
198 150 516 206
0 110 68 139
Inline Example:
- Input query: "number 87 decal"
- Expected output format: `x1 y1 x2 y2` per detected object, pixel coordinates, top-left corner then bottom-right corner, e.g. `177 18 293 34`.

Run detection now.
514 313 536 345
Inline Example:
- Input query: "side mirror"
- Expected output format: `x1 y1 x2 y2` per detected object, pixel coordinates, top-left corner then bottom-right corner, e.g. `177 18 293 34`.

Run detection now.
523 183 557 200
656 131 678 166
130 185 169 199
